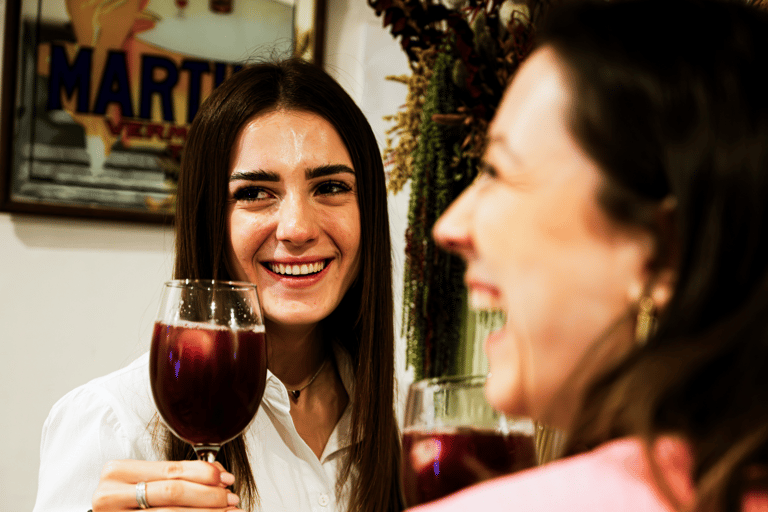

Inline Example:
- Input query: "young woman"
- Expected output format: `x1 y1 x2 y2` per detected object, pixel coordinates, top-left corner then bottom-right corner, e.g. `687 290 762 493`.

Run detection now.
34 59 403 512
418 1 768 511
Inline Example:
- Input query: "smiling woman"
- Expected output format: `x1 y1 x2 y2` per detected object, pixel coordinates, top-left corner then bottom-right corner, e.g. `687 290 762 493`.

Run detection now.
33 59 403 512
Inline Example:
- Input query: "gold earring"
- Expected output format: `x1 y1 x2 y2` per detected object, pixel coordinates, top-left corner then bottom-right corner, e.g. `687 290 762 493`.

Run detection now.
635 296 656 346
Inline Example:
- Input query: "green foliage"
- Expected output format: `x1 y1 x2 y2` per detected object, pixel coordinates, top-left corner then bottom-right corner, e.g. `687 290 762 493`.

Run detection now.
372 1 551 379
403 43 478 379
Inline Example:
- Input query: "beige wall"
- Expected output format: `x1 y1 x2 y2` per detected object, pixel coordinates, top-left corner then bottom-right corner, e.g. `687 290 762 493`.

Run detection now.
0 0 410 509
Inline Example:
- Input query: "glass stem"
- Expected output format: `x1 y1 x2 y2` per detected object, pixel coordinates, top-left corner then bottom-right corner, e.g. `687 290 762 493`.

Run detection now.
193 445 220 463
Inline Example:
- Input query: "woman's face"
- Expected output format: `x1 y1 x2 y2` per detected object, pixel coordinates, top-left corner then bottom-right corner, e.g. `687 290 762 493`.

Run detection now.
433 47 655 429
227 110 361 331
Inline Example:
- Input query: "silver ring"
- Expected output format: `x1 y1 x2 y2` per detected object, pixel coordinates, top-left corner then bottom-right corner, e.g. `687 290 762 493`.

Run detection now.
136 481 150 509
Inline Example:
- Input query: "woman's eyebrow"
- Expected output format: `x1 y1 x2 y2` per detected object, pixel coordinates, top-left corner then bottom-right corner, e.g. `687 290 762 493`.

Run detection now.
230 165 354 182
306 164 355 180
230 169 280 182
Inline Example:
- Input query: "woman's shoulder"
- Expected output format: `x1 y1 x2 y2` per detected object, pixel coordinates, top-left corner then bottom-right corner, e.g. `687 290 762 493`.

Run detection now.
51 352 150 405
44 353 157 448
409 437 688 512
35 354 159 512
509 437 690 511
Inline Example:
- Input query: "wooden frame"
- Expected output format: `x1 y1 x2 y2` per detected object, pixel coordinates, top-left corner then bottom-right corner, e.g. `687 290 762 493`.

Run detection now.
0 0 325 223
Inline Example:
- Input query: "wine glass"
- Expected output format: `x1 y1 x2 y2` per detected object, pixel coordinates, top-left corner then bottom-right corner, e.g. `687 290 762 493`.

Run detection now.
149 279 267 463
401 375 537 507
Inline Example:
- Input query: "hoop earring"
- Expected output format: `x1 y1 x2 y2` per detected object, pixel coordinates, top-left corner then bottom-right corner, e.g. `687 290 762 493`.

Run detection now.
635 296 656 346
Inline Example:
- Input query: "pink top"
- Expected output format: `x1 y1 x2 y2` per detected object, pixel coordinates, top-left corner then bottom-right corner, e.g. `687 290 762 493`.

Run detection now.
407 437 768 512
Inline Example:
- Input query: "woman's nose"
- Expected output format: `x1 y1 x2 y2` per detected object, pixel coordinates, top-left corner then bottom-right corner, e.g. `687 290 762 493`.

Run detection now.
275 194 320 245
432 185 477 260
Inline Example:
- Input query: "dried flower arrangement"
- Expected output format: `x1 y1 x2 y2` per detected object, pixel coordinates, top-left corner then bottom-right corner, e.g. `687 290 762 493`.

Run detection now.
369 0 553 379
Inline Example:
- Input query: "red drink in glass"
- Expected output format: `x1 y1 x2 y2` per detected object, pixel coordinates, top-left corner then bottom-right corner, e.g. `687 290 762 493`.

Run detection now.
149 321 267 445
402 427 537 506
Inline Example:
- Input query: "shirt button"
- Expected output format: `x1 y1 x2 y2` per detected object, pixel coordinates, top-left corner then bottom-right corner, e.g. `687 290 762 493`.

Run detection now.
318 493 330 507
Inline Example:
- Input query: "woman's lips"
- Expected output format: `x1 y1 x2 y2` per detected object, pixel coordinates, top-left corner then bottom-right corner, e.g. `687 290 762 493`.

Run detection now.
261 259 332 287
265 259 328 276
467 281 503 311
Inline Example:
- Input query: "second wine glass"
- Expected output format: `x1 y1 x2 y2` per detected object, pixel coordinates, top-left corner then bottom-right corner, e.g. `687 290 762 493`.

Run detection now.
401 375 537 507
149 279 267 462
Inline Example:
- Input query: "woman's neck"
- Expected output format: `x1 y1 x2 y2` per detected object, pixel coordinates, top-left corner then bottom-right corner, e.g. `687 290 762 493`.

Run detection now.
265 320 327 389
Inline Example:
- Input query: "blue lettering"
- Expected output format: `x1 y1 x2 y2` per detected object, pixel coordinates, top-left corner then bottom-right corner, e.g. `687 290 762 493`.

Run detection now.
93 51 134 117
140 55 179 122
47 44 91 113
181 60 210 123
214 62 228 88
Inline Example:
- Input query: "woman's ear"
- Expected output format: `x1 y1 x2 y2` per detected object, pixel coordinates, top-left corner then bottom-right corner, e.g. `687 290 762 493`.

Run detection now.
630 196 679 310
627 195 678 310
650 196 678 311
649 268 675 310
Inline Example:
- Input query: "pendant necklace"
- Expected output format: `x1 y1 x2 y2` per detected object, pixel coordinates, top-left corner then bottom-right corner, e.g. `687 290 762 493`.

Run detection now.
286 358 328 402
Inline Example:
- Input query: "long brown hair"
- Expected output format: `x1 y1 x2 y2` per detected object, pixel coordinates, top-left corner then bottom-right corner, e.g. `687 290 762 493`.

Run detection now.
537 1 768 510
165 58 403 512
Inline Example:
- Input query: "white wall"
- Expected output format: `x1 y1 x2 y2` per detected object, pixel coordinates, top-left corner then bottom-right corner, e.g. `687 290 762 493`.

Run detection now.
0 0 410 509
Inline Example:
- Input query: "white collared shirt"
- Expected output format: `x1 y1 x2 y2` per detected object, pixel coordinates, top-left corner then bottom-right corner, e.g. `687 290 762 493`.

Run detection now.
33 347 355 512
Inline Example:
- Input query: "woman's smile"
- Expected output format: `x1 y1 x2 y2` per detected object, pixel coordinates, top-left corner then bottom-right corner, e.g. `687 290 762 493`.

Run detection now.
260 258 334 289
465 277 504 311
264 259 329 277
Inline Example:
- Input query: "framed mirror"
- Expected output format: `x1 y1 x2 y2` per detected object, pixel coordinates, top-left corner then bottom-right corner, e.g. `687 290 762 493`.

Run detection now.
0 0 325 223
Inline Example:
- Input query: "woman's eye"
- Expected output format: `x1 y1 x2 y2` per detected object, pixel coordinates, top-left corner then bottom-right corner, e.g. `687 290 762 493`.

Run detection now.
479 162 498 179
232 186 270 202
316 181 353 195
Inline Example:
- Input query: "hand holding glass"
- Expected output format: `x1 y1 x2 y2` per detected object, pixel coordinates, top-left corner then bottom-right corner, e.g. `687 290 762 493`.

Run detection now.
149 279 267 462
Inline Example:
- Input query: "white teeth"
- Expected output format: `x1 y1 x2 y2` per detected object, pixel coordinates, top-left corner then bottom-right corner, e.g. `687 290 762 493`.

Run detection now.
468 289 504 311
268 261 326 276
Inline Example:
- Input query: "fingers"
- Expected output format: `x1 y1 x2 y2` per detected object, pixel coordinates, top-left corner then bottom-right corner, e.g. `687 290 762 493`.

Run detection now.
92 460 241 512
212 462 235 488
139 479 240 509
93 480 240 510
102 459 231 486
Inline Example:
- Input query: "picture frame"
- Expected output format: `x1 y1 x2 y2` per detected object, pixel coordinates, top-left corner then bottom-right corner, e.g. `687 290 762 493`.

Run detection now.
0 0 325 223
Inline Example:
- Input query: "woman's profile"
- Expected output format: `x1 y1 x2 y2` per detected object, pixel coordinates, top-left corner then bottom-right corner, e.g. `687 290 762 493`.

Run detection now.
418 0 768 511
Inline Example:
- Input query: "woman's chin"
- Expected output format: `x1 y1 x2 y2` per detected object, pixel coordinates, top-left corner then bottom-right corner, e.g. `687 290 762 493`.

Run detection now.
482 325 524 414
483 370 525 417
264 308 326 330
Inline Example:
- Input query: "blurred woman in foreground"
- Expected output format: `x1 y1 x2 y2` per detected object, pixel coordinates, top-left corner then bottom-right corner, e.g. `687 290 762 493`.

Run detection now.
421 1 768 510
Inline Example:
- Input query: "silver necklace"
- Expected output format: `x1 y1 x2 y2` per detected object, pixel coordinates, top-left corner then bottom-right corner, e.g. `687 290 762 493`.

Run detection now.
285 358 328 402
